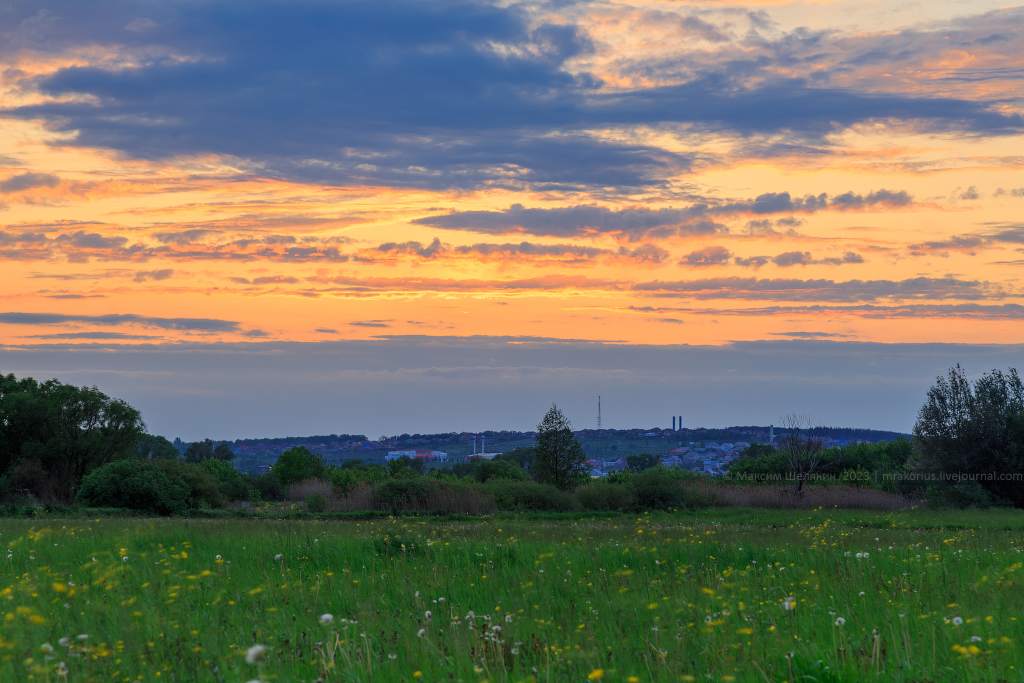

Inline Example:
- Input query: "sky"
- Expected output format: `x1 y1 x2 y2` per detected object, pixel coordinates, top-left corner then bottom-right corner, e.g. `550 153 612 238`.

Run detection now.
1 0 1023 439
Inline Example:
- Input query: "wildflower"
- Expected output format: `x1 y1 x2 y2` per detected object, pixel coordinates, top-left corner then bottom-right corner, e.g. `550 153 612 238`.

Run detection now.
855 553 863 559
952 617 963 626
415 591 420 598
122 556 128 562
274 554 282 561
863 552 869 558
320 614 334 625
971 636 982 642
835 617 846 626
413 672 422 678
473 665 484 674
511 648 519 655
40 643 55 655
56 662 68 677
216 555 221 560
782 597 796 611
858 592 865 597
58 638 70 648
425 611 432 620
438 597 445 603
705 616 713 624
491 625 501 633
76 635 88 641
588 669 605 680
466 611 475 619
388 653 397 660
417 629 426 638
504 614 512 623
246 645 267 664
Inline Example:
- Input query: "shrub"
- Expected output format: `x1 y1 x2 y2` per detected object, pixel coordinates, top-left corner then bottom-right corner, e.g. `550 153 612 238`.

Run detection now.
625 453 660 473
632 468 710 510
576 480 637 511
371 479 428 513
368 479 493 515
77 459 190 515
473 459 527 483
153 459 227 509
202 458 254 501
330 465 386 494
254 471 286 501
305 492 327 513
273 446 329 487
483 480 577 512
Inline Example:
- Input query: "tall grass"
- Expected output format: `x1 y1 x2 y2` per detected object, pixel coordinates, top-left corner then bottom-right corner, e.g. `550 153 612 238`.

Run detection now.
2 511 1023 681
706 484 915 510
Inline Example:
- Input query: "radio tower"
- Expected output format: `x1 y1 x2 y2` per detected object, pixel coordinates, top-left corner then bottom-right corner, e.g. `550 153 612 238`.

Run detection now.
597 396 602 430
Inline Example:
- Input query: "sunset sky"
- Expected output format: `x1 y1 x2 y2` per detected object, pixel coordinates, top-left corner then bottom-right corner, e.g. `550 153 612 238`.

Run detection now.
1 0 1023 439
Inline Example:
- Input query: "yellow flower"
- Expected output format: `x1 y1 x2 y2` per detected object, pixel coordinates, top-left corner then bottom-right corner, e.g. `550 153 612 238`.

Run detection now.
413 672 422 678
587 670 604 680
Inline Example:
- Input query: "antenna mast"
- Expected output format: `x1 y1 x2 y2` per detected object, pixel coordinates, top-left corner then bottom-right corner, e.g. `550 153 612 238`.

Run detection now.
597 396 602 430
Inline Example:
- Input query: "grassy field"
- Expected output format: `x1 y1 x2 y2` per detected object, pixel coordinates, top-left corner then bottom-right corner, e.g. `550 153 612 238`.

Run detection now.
3 509 1024 682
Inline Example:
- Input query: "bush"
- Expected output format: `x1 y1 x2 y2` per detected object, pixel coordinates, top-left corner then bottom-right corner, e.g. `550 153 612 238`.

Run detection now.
576 480 637 511
77 459 190 515
631 468 710 510
626 453 660 473
368 479 493 515
305 492 327 513
273 446 329 486
483 479 577 512
473 459 527 483
153 459 227 509
254 471 286 501
202 459 254 501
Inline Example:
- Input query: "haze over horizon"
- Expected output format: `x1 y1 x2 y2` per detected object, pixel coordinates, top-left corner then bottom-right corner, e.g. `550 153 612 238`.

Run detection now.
2 0 1023 439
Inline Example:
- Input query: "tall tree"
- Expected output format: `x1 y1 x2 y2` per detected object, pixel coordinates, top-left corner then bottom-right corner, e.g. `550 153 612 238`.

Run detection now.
534 404 587 490
184 439 215 463
912 365 1024 506
1 375 145 503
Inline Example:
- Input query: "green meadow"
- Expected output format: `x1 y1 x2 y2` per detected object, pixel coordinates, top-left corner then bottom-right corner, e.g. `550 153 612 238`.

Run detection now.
4 509 1024 682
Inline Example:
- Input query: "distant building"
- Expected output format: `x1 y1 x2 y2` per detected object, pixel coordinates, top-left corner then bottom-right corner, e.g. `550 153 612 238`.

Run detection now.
386 450 449 462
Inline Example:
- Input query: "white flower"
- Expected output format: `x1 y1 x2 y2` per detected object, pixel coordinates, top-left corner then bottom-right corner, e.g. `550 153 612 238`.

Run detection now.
56 661 68 677
425 611 432 620
417 629 426 638
466 611 475 619
855 553 863 559
415 591 420 598
274 554 283 561
473 666 484 674
971 636 982 642
320 614 334 625
782 597 796 611
491 625 501 633
511 648 519 655
863 552 869 558
388 653 397 660
216 555 222 560
952 617 963 626
835 617 846 626
246 644 267 664
504 615 512 623
705 616 712 624
859 592 866 597
76 635 88 641
438 597 445 603
40 643 54 654
122 556 128 562
58 637 70 648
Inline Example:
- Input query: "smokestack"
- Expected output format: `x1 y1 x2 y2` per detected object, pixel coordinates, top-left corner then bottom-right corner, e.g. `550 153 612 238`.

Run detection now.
672 416 676 430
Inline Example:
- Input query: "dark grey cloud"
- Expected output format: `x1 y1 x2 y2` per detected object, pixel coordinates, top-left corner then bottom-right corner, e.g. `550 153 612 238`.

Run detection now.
151 229 217 245
732 251 863 268
2 2 1020 192
416 190 910 238
632 276 1003 302
0 312 240 332
0 172 60 193
628 302 1024 320
54 231 128 249
133 269 173 282
24 331 160 340
350 320 393 328
681 245 732 266
768 331 852 339
909 225 1024 254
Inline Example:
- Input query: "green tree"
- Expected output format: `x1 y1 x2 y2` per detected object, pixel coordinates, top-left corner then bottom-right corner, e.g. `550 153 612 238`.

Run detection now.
496 446 536 471
184 439 214 463
534 404 587 490
137 434 180 460
626 452 660 473
912 365 1024 507
273 446 329 486
0 374 145 503
213 444 235 461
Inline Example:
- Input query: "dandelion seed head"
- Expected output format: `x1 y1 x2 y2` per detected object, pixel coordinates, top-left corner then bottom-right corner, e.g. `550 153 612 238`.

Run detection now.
835 617 846 626
320 614 334 625
417 629 426 638
953 617 963 626
246 644 266 664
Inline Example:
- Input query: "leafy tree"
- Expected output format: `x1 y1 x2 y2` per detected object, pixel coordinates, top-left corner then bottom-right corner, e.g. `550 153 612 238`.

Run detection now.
202 458 254 501
0 374 145 503
496 447 536 471
626 452 660 473
137 434 180 460
213 444 235 461
273 446 329 486
912 365 1024 507
738 443 776 459
184 439 214 463
534 404 587 490
473 459 527 483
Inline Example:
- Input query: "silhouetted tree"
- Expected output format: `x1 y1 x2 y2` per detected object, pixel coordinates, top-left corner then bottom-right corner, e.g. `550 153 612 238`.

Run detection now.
534 404 587 490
